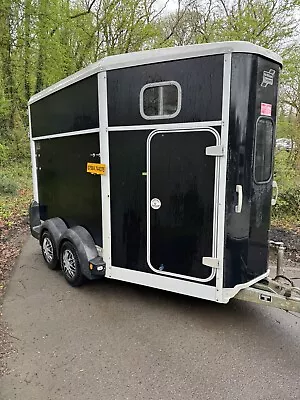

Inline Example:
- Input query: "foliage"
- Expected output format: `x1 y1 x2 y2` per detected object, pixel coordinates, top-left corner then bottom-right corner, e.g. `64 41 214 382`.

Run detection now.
158 0 299 48
272 150 300 224
0 174 18 195
0 160 32 228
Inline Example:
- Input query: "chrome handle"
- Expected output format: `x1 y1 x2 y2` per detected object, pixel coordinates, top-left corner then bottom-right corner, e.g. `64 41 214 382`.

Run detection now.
271 180 278 206
235 184 243 213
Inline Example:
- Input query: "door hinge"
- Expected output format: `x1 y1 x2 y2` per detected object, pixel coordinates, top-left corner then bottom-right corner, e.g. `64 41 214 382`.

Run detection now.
202 257 220 269
206 145 224 157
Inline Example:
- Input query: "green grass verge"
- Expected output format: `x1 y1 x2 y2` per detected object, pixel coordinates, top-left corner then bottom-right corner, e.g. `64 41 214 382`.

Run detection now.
0 161 32 229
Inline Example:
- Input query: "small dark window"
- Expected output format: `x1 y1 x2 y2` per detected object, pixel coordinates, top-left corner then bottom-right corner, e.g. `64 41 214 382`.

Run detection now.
140 81 181 120
254 118 274 183
143 87 159 117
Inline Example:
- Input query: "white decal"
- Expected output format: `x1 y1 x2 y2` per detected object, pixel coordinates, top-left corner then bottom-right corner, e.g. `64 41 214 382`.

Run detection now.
261 69 275 87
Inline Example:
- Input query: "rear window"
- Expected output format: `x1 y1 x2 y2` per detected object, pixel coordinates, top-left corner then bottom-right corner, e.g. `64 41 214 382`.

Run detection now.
254 118 274 183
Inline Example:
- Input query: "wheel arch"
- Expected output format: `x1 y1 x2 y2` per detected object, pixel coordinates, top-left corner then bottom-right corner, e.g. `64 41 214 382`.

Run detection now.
59 226 98 279
40 218 68 258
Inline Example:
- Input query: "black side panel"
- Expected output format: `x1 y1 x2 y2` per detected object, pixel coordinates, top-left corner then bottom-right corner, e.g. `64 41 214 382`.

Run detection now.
225 54 256 288
248 57 279 278
36 133 102 245
109 130 148 270
225 54 280 288
107 56 223 126
31 75 99 137
149 130 215 279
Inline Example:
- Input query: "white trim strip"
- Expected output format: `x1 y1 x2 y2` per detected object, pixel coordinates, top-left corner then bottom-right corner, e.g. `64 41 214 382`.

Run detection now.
108 267 218 302
216 53 232 303
108 121 222 132
28 106 39 202
223 270 270 303
98 72 112 277
31 127 99 141
146 127 220 284
29 42 282 105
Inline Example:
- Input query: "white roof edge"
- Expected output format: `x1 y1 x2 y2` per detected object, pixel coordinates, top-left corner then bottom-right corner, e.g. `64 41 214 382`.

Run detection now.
28 41 282 105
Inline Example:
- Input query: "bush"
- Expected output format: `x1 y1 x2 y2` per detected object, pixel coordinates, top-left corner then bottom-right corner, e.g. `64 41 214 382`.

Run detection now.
273 186 300 220
0 142 10 164
272 149 300 224
0 173 18 195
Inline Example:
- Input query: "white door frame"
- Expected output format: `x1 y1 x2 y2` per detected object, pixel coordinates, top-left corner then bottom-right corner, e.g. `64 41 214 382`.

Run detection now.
146 127 221 284
98 71 113 277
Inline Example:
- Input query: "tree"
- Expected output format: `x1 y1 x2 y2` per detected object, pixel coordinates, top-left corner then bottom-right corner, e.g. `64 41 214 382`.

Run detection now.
158 0 299 50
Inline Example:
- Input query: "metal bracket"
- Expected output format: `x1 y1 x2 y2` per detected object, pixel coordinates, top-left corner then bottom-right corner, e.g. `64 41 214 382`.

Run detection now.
202 257 220 269
205 145 224 157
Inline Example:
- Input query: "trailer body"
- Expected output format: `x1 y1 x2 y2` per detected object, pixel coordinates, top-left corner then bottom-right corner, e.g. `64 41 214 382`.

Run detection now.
29 41 282 303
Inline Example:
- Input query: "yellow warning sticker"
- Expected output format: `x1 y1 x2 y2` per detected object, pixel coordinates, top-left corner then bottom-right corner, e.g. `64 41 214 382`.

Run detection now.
86 162 106 175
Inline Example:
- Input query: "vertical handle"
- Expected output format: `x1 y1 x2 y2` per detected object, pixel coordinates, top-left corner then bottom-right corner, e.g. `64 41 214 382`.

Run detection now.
235 184 243 213
271 181 278 206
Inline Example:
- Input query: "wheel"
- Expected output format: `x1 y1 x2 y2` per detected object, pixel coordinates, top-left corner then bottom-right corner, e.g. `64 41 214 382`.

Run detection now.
60 241 85 287
41 231 59 270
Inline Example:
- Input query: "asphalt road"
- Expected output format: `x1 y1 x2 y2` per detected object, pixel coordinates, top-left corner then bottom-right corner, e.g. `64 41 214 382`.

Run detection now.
1 236 300 400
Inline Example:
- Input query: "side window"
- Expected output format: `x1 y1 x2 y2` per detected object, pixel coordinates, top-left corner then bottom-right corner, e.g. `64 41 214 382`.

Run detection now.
140 81 182 120
254 117 274 183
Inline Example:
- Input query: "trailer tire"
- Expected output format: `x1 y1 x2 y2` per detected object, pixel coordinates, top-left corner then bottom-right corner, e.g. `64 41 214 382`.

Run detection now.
41 231 59 270
60 241 85 287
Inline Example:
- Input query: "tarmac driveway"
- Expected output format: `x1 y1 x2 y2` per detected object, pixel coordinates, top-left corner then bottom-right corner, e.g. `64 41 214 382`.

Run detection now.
1 236 300 400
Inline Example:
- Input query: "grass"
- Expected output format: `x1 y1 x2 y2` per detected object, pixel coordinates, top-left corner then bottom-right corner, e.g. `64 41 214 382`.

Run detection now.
0 160 32 229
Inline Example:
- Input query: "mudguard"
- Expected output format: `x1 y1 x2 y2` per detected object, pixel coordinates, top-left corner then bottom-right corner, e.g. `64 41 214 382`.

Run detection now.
59 226 104 280
29 200 41 239
40 218 68 258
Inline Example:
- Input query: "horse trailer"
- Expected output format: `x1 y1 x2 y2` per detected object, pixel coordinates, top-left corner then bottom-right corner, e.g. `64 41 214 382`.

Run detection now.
29 41 300 311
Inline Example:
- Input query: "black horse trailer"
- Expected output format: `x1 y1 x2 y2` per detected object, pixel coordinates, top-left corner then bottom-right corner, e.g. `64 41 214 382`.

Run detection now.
29 41 300 311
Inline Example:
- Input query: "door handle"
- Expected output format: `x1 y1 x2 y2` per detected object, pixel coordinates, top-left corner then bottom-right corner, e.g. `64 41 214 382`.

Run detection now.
271 180 278 206
235 184 243 213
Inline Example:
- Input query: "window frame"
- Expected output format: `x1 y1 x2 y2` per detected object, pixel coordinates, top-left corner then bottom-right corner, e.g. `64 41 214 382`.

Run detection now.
139 80 182 120
253 116 275 185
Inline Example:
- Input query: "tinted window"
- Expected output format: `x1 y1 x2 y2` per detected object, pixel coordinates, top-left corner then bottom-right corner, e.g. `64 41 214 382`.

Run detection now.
254 118 274 183
143 87 159 116
141 82 181 119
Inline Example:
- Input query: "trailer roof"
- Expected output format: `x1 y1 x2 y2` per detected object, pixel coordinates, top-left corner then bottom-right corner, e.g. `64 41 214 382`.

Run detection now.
29 41 282 105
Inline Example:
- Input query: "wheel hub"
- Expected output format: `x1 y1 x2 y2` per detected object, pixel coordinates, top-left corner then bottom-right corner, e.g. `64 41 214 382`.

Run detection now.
42 237 54 263
62 249 76 278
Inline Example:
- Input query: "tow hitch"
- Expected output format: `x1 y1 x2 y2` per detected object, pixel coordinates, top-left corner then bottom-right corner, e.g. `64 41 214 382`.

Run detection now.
234 241 300 313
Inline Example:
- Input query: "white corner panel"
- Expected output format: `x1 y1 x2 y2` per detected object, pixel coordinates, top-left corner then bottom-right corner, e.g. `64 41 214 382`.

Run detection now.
223 270 270 303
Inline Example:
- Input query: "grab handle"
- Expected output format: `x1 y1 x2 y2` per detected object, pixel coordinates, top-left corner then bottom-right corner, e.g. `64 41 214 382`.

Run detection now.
271 180 278 206
235 184 243 213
